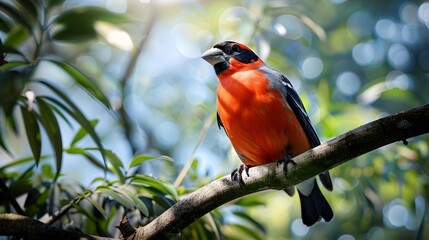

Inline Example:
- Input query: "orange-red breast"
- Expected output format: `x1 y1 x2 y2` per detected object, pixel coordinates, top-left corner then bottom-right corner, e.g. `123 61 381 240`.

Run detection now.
202 41 333 226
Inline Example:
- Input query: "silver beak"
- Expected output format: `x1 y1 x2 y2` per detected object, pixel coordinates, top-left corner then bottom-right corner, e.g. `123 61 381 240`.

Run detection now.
201 48 226 66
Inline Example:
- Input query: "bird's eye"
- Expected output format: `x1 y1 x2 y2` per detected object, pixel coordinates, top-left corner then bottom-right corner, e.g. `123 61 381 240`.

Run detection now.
224 46 232 54
231 45 241 52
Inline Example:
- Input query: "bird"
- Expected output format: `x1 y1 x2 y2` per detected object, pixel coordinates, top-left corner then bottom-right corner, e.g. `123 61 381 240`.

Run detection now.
201 40 333 226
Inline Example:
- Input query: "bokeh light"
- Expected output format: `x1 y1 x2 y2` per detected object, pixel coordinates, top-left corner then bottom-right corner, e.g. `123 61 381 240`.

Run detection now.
385 70 412 90
384 201 409 228
274 15 304 40
301 56 323 79
336 71 361 96
387 43 411 70
95 22 134 51
418 2 429 27
154 120 180 148
352 40 384 66
347 11 374 37
218 7 255 41
375 19 397 40
172 23 203 58
338 234 355 240
106 0 127 13
291 219 309 237
366 227 385 240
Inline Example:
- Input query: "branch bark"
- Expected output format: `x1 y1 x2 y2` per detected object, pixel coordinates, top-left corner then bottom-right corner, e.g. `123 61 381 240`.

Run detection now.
0 213 113 240
138 104 429 239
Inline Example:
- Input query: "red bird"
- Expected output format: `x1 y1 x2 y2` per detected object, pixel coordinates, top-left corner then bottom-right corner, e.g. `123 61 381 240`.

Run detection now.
202 41 333 226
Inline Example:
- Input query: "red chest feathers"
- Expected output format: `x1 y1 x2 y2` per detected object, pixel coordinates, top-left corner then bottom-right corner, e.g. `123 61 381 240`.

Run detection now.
216 70 310 166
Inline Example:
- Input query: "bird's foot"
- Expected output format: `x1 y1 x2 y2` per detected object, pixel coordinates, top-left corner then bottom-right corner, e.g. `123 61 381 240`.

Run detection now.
276 155 297 179
231 165 250 189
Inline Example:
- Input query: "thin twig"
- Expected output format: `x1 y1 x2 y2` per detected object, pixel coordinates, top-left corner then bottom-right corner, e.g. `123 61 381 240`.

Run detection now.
43 194 83 225
118 3 157 154
0 177 25 215
174 107 216 187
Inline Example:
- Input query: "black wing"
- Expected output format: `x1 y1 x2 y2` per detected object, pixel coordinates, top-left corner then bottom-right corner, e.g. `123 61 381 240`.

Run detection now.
260 66 322 148
280 74 333 191
282 77 320 148
261 65 332 191
217 112 224 130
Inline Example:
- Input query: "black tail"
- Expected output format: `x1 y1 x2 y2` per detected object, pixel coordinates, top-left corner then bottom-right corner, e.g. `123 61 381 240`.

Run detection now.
298 181 333 226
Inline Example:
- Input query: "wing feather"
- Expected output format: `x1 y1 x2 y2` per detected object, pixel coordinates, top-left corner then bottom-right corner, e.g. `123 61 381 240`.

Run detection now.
261 66 333 191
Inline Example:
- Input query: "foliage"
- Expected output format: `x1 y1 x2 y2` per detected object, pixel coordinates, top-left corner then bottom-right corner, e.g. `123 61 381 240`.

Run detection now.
1 0 429 239
0 0 265 238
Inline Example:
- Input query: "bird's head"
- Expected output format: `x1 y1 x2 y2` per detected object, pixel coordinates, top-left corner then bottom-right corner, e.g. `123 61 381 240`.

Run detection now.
201 41 264 74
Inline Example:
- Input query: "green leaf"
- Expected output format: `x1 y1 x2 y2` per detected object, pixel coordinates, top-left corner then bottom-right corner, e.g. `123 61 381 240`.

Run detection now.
3 25 31 48
97 186 134 210
226 223 264 240
0 67 33 116
112 187 146 213
90 177 106 185
233 211 266 234
0 61 29 71
54 6 129 25
380 88 420 104
72 203 100 226
24 183 51 217
190 220 210 240
6 112 18 134
51 6 129 43
0 45 28 61
129 155 174 168
149 191 175 209
37 81 106 169
206 212 223 240
0 1 33 32
45 59 111 109
0 155 47 171
12 0 40 22
70 119 99 146
46 99 73 128
41 164 55 179
103 149 125 183
5 168 33 200
0 126 11 154
36 97 63 179
131 174 178 201
65 147 108 172
235 196 266 207
45 0 64 10
128 193 150 216
0 14 12 32
82 194 107 219
20 106 41 165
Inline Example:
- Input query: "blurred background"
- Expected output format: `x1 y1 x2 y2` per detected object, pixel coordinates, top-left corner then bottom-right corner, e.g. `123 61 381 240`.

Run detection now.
1 0 429 239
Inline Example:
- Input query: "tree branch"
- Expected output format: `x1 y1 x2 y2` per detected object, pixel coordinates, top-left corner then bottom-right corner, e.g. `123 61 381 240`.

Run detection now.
42 195 83 225
138 104 429 239
0 213 113 240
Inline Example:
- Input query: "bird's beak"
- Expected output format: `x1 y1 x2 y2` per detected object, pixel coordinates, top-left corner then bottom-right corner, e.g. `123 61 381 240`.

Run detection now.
201 48 226 66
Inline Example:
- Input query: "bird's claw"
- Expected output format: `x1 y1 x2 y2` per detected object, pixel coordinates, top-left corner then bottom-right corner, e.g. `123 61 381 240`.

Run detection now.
231 165 250 189
276 155 297 179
